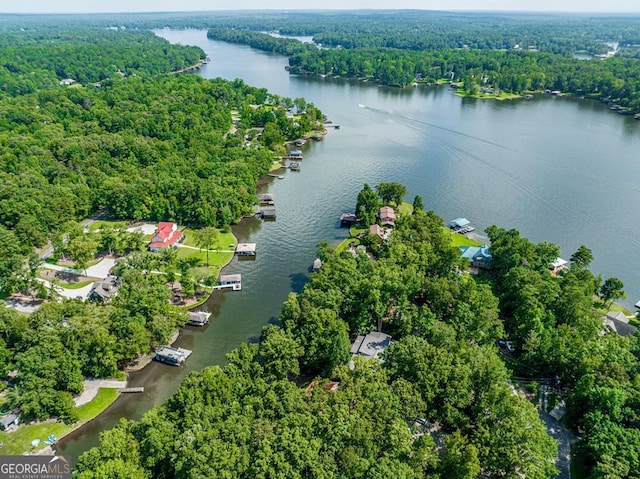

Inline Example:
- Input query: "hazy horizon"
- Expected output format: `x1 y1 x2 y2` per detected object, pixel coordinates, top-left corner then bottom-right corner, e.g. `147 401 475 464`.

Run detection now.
2 0 640 15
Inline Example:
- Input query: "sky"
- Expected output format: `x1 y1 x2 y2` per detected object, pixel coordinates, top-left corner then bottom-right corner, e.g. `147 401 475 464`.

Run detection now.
2 0 640 14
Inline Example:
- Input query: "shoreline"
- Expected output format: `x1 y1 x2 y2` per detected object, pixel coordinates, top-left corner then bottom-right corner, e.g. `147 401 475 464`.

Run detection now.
37 123 321 455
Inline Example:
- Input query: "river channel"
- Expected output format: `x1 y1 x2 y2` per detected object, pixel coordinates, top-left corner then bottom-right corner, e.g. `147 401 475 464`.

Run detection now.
59 28 640 460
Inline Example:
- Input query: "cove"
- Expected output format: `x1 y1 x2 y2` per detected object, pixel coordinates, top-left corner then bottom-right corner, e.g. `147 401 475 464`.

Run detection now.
58 28 640 460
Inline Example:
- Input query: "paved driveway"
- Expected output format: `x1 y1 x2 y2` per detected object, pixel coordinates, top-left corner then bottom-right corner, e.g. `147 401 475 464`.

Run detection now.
84 257 117 278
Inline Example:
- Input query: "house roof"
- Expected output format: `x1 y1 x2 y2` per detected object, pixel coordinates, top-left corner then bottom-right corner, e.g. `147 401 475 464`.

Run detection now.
459 244 492 261
551 257 569 269
379 206 395 219
351 332 392 360
236 243 257 253
340 213 357 221
604 317 638 337
219 274 241 283
369 224 385 239
90 276 119 300
150 222 182 248
450 218 470 228
313 258 323 270
0 413 18 427
605 311 629 323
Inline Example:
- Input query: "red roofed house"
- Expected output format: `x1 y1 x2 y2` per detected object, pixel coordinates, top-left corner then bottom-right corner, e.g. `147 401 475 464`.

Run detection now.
149 222 183 252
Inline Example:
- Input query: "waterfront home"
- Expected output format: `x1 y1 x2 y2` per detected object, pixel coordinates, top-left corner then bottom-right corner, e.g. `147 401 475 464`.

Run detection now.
149 222 183 252
188 311 211 326
235 243 257 256
312 258 323 271
339 213 357 227
88 276 120 303
550 257 569 276
603 311 638 337
258 193 275 205
0 413 19 431
459 244 492 270
59 78 76 86
369 224 386 241
378 206 396 227
350 332 392 361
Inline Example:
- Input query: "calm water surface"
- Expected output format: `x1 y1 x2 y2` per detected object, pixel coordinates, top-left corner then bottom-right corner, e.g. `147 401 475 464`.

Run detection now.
59 28 640 460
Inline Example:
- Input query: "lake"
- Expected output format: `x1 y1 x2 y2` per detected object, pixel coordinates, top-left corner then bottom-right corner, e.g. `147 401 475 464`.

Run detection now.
58 28 640 460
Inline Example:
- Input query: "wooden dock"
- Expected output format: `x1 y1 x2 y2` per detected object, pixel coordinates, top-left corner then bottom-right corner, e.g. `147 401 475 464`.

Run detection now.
118 387 144 393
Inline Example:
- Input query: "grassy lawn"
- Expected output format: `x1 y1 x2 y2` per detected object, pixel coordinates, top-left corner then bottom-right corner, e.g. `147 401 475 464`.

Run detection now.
176 248 234 269
397 201 414 216
456 90 521 101
336 238 360 254
445 228 483 248
87 219 129 231
270 161 284 172
0 388 118 455
181 228 236 250
349 226 367 237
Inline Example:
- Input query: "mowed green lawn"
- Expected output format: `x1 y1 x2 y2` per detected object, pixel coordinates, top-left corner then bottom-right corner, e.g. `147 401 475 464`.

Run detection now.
0 388 119 455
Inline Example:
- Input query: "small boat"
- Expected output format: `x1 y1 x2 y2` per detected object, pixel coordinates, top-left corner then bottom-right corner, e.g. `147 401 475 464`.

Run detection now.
634 113 640 120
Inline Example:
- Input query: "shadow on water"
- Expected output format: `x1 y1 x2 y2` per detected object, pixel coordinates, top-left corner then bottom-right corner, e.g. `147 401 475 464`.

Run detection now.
289 272 309 293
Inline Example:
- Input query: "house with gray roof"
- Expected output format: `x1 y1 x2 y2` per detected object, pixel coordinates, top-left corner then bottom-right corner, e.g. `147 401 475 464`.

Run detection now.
88 276 120 303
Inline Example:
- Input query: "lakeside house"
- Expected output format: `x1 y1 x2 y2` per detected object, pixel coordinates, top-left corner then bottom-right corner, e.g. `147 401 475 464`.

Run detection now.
459 244 492 270
369 224 386 241
188 311 211 326
550 257 569 276
59 78 76 86
350 332 392 363
378 206 396 227
312 258 323 271
149 222 183 252
603 311 638 337
339 213 357 227
236 243 257 256
88 276 120 303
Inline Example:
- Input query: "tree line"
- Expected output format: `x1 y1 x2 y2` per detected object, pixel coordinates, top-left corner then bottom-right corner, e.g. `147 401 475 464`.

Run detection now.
208 28 640 112
0 28 204 99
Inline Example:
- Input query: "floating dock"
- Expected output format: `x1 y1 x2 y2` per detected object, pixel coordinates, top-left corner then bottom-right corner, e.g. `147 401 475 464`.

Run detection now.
154 347 192 366
118 387 145 393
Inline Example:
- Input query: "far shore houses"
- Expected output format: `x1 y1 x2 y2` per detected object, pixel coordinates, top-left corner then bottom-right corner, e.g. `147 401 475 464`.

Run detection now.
149 222 183 252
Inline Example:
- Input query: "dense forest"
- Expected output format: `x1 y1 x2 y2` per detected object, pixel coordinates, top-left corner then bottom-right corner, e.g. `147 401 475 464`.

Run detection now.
0 72 323 294
0 28 204 99
207 28 640 111
75 186 639 478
